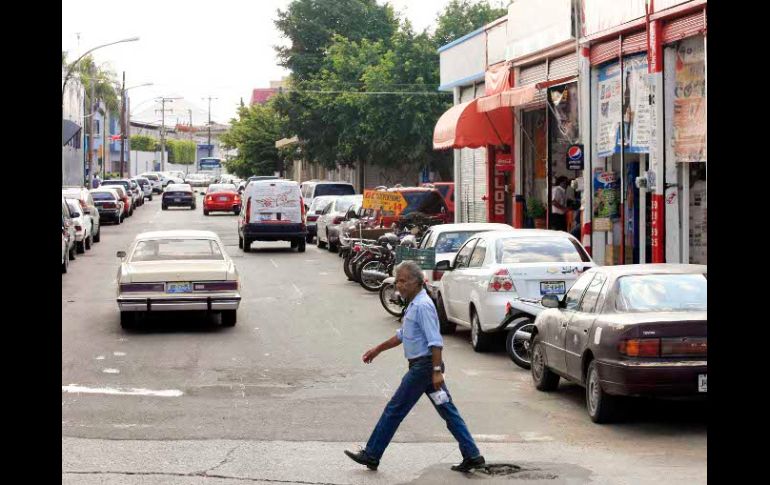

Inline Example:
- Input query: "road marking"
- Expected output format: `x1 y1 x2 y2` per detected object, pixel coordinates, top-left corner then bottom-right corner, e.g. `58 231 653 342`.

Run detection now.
62 385 183 397
292 283 303 297
103 368 120 374
113 352 126 357
319 272 329 276
94 356 105 360
270 259 278 268
520 431 554 442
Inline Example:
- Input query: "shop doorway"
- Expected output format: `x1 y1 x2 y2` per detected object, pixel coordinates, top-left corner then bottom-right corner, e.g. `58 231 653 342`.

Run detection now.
521 109 547 228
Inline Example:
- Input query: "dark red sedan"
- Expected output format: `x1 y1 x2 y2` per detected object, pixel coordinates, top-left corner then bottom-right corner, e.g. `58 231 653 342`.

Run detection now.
529 264 707 423
203 184 241 215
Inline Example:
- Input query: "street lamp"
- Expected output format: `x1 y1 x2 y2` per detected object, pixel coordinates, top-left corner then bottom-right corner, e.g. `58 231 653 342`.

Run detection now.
114 79 153 177
62 36 139 186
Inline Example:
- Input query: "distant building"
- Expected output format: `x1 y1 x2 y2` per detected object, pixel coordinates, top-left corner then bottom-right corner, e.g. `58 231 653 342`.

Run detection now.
250 77 290 105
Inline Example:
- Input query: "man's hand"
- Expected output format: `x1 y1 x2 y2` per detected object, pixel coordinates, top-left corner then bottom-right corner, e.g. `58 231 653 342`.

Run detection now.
362 347 380 364
432 372 445 391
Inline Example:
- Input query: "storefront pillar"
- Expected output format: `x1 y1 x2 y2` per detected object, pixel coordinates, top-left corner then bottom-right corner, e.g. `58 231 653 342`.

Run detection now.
648 18 666 263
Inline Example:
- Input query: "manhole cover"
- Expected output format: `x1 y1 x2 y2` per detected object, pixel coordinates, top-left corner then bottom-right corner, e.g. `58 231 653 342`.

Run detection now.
475 464 522 476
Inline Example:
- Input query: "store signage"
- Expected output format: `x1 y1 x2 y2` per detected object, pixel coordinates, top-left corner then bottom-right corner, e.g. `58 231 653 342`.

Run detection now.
593 169 619 232
362 189 407 214
566 144 584 170
496 153 514 172
491 170 507 222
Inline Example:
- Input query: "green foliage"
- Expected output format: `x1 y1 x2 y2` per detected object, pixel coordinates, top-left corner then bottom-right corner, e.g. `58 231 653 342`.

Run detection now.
220 100 287 178
166 139 197 165
433 0 509 47
63 53 121 115
526 198 546 219
129 135 158 152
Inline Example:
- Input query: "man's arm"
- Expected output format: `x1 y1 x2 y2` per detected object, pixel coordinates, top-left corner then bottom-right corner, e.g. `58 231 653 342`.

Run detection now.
431 345 444 391
362 335 402 364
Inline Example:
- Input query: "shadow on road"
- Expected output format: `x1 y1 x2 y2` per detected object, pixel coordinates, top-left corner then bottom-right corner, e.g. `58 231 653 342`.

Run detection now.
122 311 234 334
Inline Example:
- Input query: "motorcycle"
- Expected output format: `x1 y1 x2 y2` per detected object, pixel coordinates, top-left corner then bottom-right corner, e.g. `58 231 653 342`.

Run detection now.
378 276 405 317
358 236 398 291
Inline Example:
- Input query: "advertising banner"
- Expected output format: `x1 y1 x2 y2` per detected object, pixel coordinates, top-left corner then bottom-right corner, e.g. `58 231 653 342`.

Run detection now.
593 169 619 231
673 38 706 163
597 63 622 157
362 190 407 214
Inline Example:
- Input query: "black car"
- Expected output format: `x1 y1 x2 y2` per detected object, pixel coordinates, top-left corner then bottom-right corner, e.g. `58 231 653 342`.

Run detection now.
162 184 196 210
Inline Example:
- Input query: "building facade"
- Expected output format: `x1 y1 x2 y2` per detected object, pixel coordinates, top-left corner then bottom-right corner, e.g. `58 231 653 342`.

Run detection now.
62 68 85 186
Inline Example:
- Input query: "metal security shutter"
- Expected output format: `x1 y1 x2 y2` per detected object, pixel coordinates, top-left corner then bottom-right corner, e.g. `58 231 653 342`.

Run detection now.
519 62 547 106
460 148 475 223
590 37 620 66
621 30 647 55
662 10 707 44
472 147 488 222
548 52 578 80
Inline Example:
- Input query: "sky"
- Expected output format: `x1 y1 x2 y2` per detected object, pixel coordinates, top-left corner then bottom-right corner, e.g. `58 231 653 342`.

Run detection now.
61 0 484 127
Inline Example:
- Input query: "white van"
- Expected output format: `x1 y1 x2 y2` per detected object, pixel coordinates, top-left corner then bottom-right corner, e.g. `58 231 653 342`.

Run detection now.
238 179 307 253
300 180 355 209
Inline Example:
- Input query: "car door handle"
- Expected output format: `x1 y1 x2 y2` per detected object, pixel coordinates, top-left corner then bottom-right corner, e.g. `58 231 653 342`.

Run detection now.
561 322 568 328
583 329 588 333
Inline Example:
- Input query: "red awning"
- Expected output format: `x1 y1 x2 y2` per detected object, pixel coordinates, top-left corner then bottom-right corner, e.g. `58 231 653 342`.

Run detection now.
476 84 538 113
433 99 513 151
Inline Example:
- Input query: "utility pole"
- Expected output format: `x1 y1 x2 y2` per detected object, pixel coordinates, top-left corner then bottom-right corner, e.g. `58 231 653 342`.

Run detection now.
155 96 180 171
203 96 218 157
188 109 193 175
119 71 126 178
87 64 96 187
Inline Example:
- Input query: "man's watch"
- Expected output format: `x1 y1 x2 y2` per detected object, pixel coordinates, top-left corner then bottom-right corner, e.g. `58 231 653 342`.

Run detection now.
433 366 442 373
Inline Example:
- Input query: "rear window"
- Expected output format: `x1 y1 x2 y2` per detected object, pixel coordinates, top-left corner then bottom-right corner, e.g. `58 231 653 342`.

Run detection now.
144 174 159 181
334 197 356 212
401 191 446 215
92 192 115 201
616 274 707 312
103 181 129 189
208 184 236 193
310 197 333 211
434 231 479 253
496 237 590 264
130 239 224 262
314 184 355 197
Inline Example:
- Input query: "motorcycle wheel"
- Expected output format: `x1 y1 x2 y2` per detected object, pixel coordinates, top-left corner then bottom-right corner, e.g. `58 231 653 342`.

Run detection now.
359 260 386 292
351 256 368 283
379 282 404 317
343 253 356 281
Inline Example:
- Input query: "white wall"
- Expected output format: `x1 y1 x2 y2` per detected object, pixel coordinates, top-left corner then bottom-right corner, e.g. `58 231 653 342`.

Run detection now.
506 0 574 60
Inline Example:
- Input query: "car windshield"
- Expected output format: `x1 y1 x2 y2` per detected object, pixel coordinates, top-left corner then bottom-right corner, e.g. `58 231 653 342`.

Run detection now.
334 197 356 212
91 192 115 201
208 184 236 193
310 197 334 211
314 184 355 197
65 199 80 215
144 175 159 181
616 274 707 312
130 238 225 262
434 231 479 253
401 191 445 215
496 237 590 264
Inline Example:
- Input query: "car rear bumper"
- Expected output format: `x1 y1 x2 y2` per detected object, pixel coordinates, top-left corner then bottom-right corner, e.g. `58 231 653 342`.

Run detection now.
596 359 707 397
163 198 194 206
204 202 238 211
118 294 241 312
241 223 307 240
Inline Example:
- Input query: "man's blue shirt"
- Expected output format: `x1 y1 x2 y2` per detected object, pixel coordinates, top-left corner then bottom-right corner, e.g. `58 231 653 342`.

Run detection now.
395 289 444 359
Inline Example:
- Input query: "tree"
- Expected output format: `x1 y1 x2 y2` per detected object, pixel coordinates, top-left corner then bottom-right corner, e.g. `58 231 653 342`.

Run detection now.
220 100 287 178
65 54 120 114
129 135 158 152
433 0 509 47
165 139 197 165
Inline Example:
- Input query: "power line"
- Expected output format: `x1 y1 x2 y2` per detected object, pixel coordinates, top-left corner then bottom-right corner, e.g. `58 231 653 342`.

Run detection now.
280 89 450 95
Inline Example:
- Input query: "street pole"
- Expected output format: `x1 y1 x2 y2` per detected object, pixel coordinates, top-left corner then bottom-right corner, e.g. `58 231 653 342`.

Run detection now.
203 96 218 157
120 71 126 178
87 65 96 187
188 109 193 175
155 96 181 172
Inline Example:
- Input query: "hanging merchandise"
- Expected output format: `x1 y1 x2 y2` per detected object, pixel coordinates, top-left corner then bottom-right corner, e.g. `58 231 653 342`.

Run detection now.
597 63 622 157
593 168 619 231
673 39 706 163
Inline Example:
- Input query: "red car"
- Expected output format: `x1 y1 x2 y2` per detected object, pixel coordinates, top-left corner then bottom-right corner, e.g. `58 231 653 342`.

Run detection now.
371 186 450 228
203 183 241 215
422 182 454 218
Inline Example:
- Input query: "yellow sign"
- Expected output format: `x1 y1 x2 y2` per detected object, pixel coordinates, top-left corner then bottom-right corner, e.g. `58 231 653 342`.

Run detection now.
362 190 408 215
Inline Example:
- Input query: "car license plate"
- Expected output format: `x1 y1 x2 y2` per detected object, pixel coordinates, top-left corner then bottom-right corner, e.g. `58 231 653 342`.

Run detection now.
166 282 192 294
259 214 273 221
218 196 228 201
174 198 181 202
698 374 707 392
540 281 565 295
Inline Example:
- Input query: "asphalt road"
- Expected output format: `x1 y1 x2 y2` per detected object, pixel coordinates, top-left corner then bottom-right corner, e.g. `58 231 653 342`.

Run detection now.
62 196 706 484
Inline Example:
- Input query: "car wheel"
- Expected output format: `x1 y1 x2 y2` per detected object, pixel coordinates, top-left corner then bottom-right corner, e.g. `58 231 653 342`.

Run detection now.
291 239 298 249
243 238 252 252
149 195 153 201
470 311 493 352
221 310 237 327
85 233 93 250
317 233 326 249
437 293 456 334
203 209 209 216
306 233 313 244
93 227 101 243
76 240 86 254
234 208 240 215
297 239 306 253
531 335 560 391
327 231 337 252
69 245 76 261
162 205 168 211
62 253 68 274
505 317 534 370
238 235 244 249
120 311 135 329
191 205 196 210
586 360 619 423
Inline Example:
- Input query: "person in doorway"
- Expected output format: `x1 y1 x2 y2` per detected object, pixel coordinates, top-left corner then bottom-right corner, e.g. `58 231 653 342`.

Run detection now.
344 261 485 473
551 176 570 231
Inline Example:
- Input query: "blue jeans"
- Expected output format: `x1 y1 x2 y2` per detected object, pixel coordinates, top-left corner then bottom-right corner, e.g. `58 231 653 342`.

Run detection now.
364 358 480 460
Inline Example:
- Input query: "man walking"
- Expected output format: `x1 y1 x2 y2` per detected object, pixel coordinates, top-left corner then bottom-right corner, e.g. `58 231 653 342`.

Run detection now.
344 261 485 472
551 176 570 232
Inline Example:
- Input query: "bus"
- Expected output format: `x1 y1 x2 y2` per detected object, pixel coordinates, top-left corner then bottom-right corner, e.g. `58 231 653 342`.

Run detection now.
198 157 223 181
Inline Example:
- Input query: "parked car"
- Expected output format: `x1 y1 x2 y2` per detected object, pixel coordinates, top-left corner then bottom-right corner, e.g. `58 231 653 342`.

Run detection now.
64 198 93 253
369 186 450 228
90 188 125 224
132 176 153 200
338 204 380 249
62 186 101 243
101 180 138 214
129 179 144 206
62 198 77 262
421 182 455 219
107 185 133 218
316 195 360 252
185 173 211 188
435 229 594 350
238 179 307 253
62 215 70 273
417 223 513 299
305 196 337 244
139 173 163 194
300 180 355 210
115 230 241 329
530 264 707 423
162 184 196 210
160 171 185 186
203 184 240 215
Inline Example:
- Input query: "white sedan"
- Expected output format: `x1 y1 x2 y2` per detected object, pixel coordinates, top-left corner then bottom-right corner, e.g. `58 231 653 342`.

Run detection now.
435 229 594 351
116 230 241 329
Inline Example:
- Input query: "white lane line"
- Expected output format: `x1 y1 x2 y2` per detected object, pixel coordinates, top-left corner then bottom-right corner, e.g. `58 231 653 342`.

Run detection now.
94 356 105 360
103 368 120 374
292 283 303 298
270 259 279 268
519 431 554 442
319 272 329 276
62 385 183 397
113 352 126 357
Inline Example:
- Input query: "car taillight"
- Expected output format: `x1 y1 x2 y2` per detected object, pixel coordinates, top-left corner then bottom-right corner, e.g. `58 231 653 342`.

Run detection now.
619 338 661 357
245 198 251 223
432 269 445 281
193 281 238 291
103 202 116 209
75 225 82 231
660 337 707 357
307 215 319 222
333 216 344 224
120 283 165 292
487 269 515 292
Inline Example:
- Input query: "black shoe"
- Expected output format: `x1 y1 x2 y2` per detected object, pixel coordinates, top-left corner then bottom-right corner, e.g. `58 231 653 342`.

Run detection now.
344 449 379 470
451 455 485 472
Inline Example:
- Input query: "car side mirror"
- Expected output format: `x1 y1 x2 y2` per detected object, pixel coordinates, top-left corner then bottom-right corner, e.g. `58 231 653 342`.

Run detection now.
71 212 81 218
435 260 452 271
541 295 561 309
116 251 126 259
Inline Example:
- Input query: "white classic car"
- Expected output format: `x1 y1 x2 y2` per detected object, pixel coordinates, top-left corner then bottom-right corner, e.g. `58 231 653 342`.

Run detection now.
116 230 241 329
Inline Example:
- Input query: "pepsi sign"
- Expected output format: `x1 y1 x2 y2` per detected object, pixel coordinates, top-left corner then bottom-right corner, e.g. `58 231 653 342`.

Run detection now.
566 144 584 170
